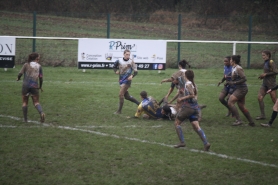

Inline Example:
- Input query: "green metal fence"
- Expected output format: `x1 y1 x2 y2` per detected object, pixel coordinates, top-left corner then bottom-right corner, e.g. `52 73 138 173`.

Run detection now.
1 11 277 68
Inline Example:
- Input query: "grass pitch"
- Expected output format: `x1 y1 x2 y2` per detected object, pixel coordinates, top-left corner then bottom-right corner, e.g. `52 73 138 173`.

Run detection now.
0 67 278 185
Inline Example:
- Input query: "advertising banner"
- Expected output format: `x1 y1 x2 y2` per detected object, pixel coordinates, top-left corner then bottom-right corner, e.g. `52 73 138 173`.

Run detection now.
0 36 16 68
78 38 167 70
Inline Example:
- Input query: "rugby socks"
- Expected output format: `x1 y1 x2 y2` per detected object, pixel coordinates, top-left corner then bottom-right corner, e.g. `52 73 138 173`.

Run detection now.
197 128 208 145
129 96 140 105
175 125 184 143
258 101 265 118
124 92 139 105
117 97 124 113
229 105 240 121
22 106 28 122
242 109 254 124
35 104 43 114
268 111 278 125
219 97 229 110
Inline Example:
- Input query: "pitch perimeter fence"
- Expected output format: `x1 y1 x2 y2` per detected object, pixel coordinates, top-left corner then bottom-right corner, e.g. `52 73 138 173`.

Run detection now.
1 11 278 69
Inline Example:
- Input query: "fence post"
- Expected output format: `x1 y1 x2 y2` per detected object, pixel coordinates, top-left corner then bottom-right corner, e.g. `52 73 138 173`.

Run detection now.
32 11 36 52
247 15 252 69
107 13 110 38
177 14 181 65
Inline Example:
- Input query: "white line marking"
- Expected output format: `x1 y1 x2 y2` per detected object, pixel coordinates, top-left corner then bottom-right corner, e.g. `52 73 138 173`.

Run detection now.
1 80 261 87
0 114 277 168
76 125 163 128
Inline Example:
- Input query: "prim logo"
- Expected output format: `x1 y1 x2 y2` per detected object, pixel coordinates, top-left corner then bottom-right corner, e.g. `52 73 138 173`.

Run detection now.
109 41 137 52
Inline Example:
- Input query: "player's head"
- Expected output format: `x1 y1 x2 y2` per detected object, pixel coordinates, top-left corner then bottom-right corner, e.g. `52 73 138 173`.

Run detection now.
185 70 197 95
224 56 231 66
161 105 171 114
123 49 131 60
231 55 241 65
178 59 190 69
185 70 194 81
140 91 147 99
262 50 271 60
28 52 40 63
161 105 172 120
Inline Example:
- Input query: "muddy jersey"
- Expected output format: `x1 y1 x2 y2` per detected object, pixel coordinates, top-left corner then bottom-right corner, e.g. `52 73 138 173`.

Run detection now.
113 58 137 85
19 62 43 89
262 60 278 88
181 81 198 109
135 97 164 118
231 65 247 87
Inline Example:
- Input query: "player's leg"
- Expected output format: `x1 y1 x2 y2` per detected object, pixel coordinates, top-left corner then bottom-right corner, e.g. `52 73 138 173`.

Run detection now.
22 95 29 122
261 98 278 127
218 89 230 116
228 94 241 125
115 84 128 114
174 118 185 148
237 98 255 127
256 86 267 120
174 107 197 148
190 118 210 151
269 90 277 104
31 91 45 123
124 90 139 105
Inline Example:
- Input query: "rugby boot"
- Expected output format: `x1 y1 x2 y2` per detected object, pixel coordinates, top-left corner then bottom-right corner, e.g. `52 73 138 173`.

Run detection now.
232 120 242 126
260 123 271 127
40 112 45 123
174 143 186 148
204 143 211 151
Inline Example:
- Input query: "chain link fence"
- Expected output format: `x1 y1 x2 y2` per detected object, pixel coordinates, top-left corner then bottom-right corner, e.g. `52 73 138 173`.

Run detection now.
1 11 277 69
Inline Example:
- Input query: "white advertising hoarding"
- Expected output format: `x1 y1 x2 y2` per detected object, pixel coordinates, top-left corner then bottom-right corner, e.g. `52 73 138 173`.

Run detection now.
78 38 167 70
0 36 16 68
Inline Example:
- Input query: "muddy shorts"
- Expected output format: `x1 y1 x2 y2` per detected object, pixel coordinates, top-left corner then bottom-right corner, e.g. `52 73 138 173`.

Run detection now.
22 86 39 96
176 106 199 122
232 86 248 100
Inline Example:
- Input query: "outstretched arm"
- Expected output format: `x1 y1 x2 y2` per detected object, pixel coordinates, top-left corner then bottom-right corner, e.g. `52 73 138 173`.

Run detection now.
218 76 226 86
169 92 179 104
161 78 172 84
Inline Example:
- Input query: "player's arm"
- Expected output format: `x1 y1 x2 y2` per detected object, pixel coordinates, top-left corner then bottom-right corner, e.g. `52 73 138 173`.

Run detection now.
134 103 143 118
269 85 278 92
177 85 195 102
113 60 119 74
38 67 43 92
259 60 278 79
233 68 246 85
169 92 179 104
225 68 246 85
218 76 226 86
165 83 175 99
16 64 26 81
131 71 138 78
17 73 23 81
266 60 278 76
161 78 172 84
131 60 138 78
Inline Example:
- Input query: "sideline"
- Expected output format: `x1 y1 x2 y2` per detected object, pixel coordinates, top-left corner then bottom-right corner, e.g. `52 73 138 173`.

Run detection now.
0 114 277 168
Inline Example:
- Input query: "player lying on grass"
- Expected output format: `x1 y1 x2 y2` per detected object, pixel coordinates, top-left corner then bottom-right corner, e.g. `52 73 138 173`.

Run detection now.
134 91 177 120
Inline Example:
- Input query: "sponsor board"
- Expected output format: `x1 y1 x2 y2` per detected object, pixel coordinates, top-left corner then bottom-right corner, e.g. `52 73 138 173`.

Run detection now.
78 39 166 70
0 36 16 68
